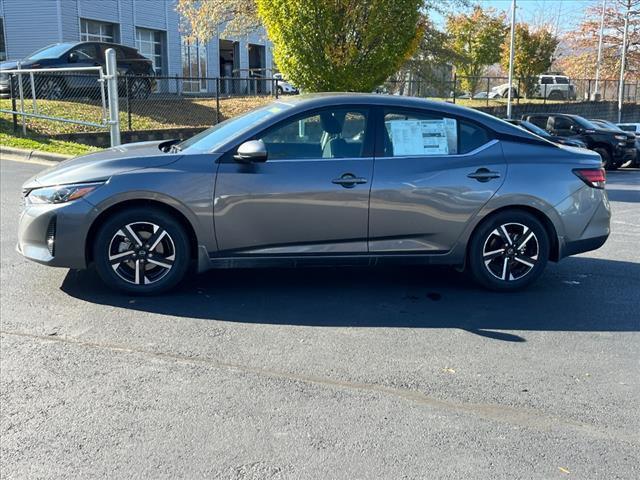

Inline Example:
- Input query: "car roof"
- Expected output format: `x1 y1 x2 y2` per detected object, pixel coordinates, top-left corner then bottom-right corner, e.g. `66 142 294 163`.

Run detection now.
274 93 537 139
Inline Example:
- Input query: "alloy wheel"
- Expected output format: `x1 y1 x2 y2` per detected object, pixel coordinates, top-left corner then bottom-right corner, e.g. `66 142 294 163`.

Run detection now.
482 222 539 281
41 79 63 100
108 222 176 285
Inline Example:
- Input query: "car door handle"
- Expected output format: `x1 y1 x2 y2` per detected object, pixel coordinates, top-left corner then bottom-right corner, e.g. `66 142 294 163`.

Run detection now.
467 168 501 182
332 174 368 188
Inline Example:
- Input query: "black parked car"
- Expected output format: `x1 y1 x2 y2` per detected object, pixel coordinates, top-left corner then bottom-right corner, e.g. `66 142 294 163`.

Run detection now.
0 42 155 100
504 119 587 148
590 119 639 168
522 113 636 170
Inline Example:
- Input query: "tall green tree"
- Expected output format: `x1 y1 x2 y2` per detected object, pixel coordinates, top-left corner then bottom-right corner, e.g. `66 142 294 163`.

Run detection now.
502 24 559 98
256 0 423 92
446 6 507 94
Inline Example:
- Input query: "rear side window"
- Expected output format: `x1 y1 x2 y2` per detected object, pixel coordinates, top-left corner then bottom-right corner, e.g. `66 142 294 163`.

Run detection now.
555 77 569 84
383 110 490 157
527 116 549 129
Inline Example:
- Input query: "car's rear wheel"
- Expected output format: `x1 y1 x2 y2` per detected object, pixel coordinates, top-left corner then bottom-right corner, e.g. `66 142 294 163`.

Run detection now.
129 77 151 99
594 147 616 170
39 78 64 100
93 208 190 294
548 90 565 100
468 211 549 291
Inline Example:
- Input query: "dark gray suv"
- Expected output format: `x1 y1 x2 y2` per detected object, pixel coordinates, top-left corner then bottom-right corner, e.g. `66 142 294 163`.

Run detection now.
17 94 610 294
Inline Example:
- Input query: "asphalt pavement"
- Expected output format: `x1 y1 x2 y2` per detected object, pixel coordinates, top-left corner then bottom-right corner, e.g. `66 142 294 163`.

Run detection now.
1 158 639 479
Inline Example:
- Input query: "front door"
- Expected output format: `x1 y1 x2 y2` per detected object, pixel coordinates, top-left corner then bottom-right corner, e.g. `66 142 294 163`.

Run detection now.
369 108 506 253
214 107 374 255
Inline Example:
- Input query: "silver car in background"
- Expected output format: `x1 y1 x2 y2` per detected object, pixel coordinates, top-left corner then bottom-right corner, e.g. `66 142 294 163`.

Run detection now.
17 94 610 294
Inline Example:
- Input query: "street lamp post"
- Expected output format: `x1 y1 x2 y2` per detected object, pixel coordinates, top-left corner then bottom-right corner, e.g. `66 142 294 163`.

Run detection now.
594 0 607 98
618 0 631 122
506 0 517 119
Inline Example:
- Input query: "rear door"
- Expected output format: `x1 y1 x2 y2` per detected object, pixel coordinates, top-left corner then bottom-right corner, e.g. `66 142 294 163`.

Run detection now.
214 106 374 254
368 107 506 253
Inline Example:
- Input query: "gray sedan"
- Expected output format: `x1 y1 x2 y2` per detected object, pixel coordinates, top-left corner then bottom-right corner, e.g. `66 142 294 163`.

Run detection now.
17 94 610 294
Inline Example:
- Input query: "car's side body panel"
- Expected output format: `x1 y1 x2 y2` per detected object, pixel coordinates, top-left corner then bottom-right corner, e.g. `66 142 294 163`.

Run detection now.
213 157 374 254
368 141 506 253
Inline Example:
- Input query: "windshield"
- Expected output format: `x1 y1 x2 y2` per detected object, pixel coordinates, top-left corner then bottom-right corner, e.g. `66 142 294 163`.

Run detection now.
520 121 550 137
26 43 75 61
573 117 599 130
179 102 293 153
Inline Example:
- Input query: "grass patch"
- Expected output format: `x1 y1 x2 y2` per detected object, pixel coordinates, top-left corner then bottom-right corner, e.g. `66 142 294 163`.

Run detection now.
0 96 272 136
1 120 100 156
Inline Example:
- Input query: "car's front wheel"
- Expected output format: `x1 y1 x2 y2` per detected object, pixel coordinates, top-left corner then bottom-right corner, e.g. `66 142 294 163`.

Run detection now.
93 208 191 294
468 211 549 291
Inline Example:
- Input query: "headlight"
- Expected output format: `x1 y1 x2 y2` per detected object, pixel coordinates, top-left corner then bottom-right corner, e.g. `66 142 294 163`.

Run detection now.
614 134 628 141
28 182 104 204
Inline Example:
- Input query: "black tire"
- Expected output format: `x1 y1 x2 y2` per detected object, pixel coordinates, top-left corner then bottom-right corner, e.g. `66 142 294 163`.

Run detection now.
93 208 191 295
38 77 64 100
594 147 616 170
130 77 151 99
548 90 565 100
468 210 550 291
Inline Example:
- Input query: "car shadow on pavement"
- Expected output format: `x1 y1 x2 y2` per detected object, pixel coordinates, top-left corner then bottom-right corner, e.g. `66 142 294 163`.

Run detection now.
60 256 640 342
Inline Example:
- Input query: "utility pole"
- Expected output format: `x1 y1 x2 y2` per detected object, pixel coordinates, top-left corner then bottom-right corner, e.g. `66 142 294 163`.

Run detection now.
618 0 630 122
507 0 517 119
594 0 607 98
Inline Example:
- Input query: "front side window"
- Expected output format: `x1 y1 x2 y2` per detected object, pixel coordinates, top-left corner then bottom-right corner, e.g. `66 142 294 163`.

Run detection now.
554 117 574 130
71 44 99 62
80 19 118 43
260 109 369 160
136 28 164 74
383 110 490 157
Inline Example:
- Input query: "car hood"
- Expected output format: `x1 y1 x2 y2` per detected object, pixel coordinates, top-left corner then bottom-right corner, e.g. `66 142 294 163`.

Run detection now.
24 140 181 188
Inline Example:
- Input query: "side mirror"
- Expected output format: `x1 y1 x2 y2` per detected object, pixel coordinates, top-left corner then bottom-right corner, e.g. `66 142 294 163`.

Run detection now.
234 140 267 163
68 52 78 63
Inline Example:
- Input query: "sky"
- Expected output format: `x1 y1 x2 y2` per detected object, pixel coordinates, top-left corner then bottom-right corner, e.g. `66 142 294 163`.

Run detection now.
432 0 601 35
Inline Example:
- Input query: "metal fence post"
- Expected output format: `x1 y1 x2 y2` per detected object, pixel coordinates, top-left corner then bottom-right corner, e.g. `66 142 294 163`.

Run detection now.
17 70 26 136
215 77 220 124
9 74 18 133
452 73 457 104
105 48 121 146
486 77 490 106
125 76 132 132
275 78 279 99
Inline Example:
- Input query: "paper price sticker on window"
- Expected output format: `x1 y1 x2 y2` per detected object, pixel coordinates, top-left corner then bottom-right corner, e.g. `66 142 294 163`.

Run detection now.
386 118 458 156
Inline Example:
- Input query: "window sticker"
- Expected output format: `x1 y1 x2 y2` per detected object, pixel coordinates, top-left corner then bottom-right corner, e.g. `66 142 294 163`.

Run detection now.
386 118 458 156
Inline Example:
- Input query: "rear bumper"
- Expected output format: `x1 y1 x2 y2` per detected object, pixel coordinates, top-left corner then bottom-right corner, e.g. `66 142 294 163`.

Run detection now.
562 234 609 257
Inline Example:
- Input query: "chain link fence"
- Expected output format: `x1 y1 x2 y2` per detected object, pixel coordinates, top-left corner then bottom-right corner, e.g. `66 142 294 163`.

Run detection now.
0 68 110 136
2 69 638 142
382 75 639 106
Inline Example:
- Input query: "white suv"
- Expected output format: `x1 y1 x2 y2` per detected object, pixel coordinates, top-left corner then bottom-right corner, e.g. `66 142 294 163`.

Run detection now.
492 74 577 100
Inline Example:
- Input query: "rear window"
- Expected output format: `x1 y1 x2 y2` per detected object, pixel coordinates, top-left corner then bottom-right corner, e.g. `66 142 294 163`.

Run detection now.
555 77 570 84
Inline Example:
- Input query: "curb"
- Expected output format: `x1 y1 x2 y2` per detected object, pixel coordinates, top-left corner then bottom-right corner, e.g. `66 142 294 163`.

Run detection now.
1 146 72 163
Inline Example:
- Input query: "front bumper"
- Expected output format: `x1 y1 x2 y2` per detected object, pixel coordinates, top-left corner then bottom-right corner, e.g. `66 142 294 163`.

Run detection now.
16 198 95 269
613 146 636 163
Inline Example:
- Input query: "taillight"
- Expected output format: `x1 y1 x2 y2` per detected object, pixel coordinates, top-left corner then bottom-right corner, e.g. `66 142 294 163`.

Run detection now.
573 168 606 189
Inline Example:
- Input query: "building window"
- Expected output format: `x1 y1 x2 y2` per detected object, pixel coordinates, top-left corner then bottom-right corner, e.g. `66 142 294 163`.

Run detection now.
181 38 207 93
136 28 164 75
0 18 6 61
80 19 118 43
